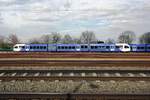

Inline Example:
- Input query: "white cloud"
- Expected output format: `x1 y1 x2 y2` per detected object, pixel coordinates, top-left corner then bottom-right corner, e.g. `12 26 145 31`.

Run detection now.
0 0 150 41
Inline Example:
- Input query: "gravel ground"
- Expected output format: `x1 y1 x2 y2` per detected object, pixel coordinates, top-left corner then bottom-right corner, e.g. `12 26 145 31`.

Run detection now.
0 80 150 93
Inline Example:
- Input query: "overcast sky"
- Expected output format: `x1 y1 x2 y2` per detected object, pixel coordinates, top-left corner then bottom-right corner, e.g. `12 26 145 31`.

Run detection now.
0 0 150 42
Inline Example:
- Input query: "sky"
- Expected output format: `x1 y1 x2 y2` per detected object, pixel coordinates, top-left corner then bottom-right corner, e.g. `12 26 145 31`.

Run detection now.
0 0 150 42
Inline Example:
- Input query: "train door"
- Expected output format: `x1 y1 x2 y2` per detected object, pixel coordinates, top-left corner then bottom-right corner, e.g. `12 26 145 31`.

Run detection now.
25 45 30 51
76 46 80 51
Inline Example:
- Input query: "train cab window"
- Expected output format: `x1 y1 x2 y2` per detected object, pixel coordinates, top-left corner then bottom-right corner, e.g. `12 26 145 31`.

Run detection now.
124 46 129 48
14 46 18 48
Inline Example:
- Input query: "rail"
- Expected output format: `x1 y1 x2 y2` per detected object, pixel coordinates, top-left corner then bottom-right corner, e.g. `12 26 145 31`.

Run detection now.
0 92 150 100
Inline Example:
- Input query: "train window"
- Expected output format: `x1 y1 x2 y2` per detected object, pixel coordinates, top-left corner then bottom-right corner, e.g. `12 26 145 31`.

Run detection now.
30 46 33 49
106 46 110 49
116 46 119 49
40 46 43 49
72 46 75 49
111 46 114 48
101 46 105 48
124 46 129 48
37 46 39 49
61 46 64 49
21 46 25 49
58 46 61 49
95 46 98 49
81 46 84 48
65 46 68 49
69 46 71 49
148 47 150 49
44 46 46 49
33 46 36 49
141 47 144 49
91 46 94 49
85 46 88 48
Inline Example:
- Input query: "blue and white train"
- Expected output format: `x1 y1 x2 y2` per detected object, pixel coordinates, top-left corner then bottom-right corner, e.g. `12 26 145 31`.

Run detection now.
13 43 150 52
13 43 132 52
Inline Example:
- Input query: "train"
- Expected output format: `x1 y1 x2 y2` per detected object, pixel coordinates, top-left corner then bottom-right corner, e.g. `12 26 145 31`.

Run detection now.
13 43 150 52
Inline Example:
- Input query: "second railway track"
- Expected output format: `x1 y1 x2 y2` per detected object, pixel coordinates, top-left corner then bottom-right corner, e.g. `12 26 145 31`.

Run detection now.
0 70 149 81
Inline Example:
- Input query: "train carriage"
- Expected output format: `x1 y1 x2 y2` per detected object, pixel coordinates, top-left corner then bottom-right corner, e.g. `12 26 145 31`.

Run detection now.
115 43 131 52
28 44 48 52
130 44 146 52
56 44 80 52
13 43 132 52
89 44 113 52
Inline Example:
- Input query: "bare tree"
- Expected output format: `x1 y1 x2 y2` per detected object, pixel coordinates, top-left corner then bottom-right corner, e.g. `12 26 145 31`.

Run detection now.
0 35 4 44
105 38 115 44
40 34 50 43
49 32 62 44
80 31 97 44
7 34 20 45
62 34 73 44
72 38 81 44
0 35 5 48
29 38 40 44
118 31 136 44
139 32 150 43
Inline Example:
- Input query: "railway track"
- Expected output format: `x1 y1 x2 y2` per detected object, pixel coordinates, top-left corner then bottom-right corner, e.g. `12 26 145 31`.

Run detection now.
0 59 150 67
0 70 149 81
0 92 150 100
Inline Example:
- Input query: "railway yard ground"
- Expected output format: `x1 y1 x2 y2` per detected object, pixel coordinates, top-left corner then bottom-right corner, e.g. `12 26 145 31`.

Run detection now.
0 52 150 100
